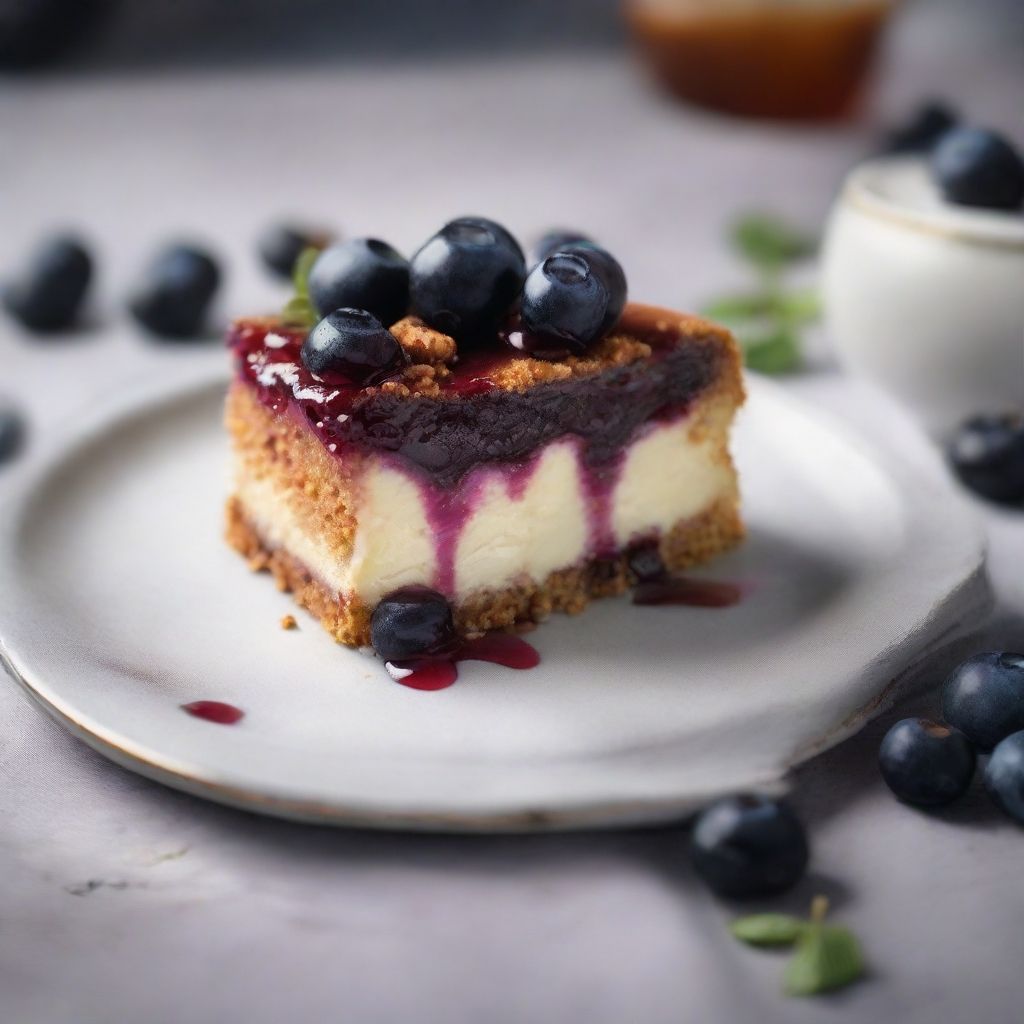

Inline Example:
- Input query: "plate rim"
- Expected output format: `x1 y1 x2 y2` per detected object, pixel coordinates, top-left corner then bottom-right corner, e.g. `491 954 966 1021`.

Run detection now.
0 368 992 832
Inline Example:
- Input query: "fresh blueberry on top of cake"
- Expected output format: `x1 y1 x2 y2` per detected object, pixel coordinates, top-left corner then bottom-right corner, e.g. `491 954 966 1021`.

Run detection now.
225 219 745 674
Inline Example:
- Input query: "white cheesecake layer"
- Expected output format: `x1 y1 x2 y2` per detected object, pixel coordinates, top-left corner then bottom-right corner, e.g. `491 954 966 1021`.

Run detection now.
236 412 733 606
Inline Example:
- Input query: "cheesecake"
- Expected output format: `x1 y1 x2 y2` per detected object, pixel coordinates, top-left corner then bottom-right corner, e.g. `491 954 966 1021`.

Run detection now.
224 219 744 674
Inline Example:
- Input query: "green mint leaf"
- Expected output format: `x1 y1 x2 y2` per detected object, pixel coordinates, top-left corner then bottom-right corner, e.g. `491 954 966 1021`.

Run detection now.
775 288 821 326
784 925 865 997
700 292 777 323
741 329 801 375
731 214 816 270
730 914 806 947
291 245 321 298
281 296 318 329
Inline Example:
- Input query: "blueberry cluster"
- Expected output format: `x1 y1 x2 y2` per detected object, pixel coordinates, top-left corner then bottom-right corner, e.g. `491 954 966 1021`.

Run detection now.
297 217 628 383
2 234 225 339
878 651 1024 822
882 100 1024 212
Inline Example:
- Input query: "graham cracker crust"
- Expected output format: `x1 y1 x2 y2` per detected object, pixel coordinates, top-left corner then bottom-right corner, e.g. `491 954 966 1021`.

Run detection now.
225 493 743 648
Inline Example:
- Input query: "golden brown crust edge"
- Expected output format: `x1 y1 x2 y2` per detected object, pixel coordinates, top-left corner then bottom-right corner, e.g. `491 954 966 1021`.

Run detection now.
225 493 744 649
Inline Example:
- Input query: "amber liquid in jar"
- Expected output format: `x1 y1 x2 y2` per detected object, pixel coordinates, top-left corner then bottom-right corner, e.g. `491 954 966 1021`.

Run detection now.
627 0 895 120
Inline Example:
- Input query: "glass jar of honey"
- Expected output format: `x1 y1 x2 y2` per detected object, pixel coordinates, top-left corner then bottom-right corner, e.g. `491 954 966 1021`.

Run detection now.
626 0 897 120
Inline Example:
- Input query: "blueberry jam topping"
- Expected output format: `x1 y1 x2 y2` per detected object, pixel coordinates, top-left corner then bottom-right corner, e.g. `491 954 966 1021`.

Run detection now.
409 217 526 343
259 223 331 279
370 586 459 663
931 127 1024 212
231 307 722 489
4 234 92 332
521 252 610 353
308 238 409 327
301 308 408 384
878 718 976 807
130 244 221 339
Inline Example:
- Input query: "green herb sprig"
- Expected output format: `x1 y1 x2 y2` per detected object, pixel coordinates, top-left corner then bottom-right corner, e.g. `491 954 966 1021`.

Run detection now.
281 246 322 330
701 214 821 375
731 895 865 997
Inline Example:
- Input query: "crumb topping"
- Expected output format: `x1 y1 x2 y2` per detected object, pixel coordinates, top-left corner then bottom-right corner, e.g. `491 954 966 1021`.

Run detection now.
389 316 458 365
231 304 738 405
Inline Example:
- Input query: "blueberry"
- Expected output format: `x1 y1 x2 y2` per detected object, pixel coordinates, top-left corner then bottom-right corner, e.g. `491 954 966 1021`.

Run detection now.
562 242 628 334
627 540 667 583
0 406 26 464
947 414 1024 505
880 100 958 155
689 795 809 899
878 718 975 806
4 235 92 331
942 652 1024 751
932 127 1024 211
129 244 221 339
521 252 611 353
308 238 409 327
370 586 458 663
409 217 525 342
984 730 1024 824
258 223 331 279
301 308 407 384
532 229 593 265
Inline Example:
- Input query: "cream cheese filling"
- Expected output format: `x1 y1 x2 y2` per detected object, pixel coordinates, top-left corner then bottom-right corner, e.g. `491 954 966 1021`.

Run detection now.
235 414 732 606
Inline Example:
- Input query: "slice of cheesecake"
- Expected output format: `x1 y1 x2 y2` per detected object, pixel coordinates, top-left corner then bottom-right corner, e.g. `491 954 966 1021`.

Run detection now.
225 301 744 649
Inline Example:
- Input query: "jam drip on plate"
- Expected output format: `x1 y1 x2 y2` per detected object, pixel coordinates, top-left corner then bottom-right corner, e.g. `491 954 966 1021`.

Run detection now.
387 633 541 691
181 700 245 724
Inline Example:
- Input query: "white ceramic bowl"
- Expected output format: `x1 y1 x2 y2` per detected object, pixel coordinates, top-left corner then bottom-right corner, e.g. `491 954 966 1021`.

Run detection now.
822 157 1024 435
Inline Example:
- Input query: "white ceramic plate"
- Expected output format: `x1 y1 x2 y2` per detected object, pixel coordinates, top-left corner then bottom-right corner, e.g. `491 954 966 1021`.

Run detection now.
0 368 990 831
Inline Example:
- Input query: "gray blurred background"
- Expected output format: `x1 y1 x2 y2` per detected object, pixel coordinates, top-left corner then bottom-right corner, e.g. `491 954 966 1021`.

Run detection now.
3 0 1023 71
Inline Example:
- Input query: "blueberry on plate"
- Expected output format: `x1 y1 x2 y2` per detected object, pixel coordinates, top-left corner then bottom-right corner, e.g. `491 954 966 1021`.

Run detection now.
301 308 407 384
531 229 594 265
561 241 628 334
984 730 1024 824
626 540 667 584
521 251 610 353
409 217 525 342
258 223 331 279
878 718 975 806
689 794 809 899
129 244 221 339
931 127 1024 211
308 238 409 327
3 235 92 331
370 586 458 663
0 406 26 464
879 99 958 155
947 413 1024 505
942 651 1024 751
